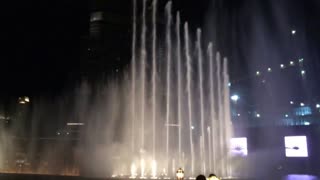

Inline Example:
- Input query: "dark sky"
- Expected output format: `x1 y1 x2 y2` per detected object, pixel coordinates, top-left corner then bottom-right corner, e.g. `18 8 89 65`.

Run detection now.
1 0 88 98
2 0 320 100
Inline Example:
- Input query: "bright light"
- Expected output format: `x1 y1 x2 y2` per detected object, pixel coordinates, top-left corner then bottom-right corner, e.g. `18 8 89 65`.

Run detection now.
130 163 138 178
280 64 285 69
290 61 295 66
191 126 194 130
316 104 320 108
300 103 305 107
267 67 272 72
301 70 306 76
285 136 308 157
290 101 294 105
24 97 30 102
231 95 240 102
140 159 146 178
291 30 296 35
256 114 261 118
285 114 289 118
304 122 310 126
237 114 241 117
299 58 304 62
151 160 157 178
256 71 260 76
228 82 231 87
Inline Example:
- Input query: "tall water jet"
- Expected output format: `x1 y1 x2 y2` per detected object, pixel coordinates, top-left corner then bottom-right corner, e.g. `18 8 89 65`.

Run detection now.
223 58 233 177
140 0 147 151
208 43 216 173
176 12 182 166
207 126 212 172
165 1 172 175
184 22 194 176
196 28 206 175
216 52 224 176
131 0 137 154
151 0 158 162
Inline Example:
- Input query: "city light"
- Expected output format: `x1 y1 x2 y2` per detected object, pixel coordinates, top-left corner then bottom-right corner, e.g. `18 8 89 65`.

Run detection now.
316 104 320 108
300 103 305 107
304 122 310 126
291 30 296 35
256 113 261 118
18 96 30 104
256 71 260 76
237 113 241 117
191 126 194 130
299 58 304 62
267 67 272 72
280 64 285 69
231 94 240 102
301 70 306 76
67 122 85 126
285 114 289 118
290 101 294 105
290 61 295 66
228 82 231 87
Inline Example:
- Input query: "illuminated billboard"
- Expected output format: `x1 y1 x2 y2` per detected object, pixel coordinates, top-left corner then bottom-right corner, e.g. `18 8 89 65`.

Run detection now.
231 137 248 157
284 136 308 157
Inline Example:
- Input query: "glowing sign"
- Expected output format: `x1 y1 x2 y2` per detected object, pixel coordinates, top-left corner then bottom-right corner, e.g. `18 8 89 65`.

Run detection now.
285 136 308 157
231 137 248 157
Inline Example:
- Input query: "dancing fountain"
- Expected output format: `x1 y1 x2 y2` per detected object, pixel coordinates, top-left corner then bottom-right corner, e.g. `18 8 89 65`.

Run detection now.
85 0 233 178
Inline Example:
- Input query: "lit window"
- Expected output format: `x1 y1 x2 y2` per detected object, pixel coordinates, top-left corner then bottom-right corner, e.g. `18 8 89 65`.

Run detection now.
295 106 312 116
90 12 103 22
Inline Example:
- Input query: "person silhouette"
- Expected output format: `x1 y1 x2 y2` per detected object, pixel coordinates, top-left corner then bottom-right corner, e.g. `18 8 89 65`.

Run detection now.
196 174 206 180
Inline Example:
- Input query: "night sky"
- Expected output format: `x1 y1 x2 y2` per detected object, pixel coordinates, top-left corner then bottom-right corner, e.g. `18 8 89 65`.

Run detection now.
1 0 87 98
2 0 320 100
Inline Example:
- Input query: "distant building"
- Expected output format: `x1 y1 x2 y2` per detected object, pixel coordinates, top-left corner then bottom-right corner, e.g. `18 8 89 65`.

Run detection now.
79 0 131 82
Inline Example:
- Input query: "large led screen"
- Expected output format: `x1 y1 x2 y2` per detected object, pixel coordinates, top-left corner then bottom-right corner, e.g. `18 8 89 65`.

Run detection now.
231 137 248 157
284 136 308 157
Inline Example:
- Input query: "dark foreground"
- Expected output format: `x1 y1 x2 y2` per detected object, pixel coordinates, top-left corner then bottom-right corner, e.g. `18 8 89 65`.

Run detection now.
0 174 318 180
